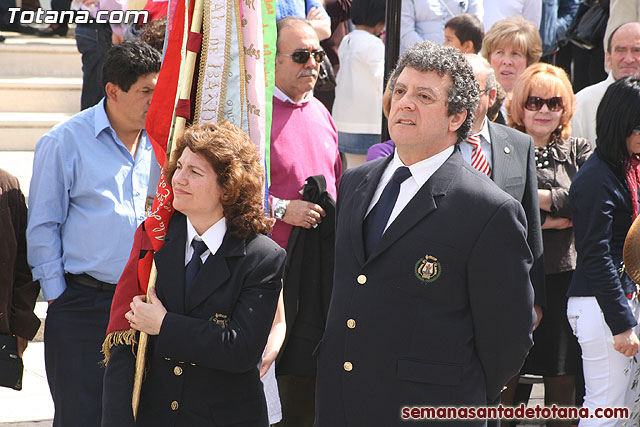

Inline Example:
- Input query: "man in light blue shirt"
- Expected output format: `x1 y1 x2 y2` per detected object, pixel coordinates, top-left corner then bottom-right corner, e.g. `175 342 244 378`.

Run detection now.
27 41 161 427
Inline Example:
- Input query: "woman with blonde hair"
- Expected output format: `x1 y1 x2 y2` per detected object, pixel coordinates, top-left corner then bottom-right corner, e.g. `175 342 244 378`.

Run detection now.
507 63 591 425
482 16 542 97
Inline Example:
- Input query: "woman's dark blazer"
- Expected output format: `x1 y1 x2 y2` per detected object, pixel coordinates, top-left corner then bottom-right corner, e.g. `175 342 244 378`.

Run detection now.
568 148 638 336
102 212 286 427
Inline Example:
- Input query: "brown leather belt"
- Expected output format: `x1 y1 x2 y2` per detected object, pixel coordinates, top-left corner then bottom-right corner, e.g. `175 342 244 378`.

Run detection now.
65 273 116 292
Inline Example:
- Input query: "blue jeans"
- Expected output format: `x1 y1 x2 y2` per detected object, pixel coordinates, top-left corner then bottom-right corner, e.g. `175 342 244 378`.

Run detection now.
75 23 112 110
337 132 381 155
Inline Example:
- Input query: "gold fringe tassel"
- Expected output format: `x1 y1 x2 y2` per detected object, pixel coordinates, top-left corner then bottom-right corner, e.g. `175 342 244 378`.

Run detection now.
102 329 138 365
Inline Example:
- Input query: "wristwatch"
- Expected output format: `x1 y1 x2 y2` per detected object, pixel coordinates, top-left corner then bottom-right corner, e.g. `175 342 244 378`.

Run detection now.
273 198 287 220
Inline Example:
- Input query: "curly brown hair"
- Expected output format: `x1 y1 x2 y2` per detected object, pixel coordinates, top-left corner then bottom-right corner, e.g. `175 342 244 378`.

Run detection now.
164 121 272 239
139 17 167 53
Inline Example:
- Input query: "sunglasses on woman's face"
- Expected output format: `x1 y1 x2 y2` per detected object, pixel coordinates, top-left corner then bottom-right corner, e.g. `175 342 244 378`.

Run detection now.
632 126 640 136
524 96 564 112
280 49 326 64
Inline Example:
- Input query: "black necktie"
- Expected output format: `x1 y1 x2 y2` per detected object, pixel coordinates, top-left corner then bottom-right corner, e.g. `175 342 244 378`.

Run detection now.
185 239 208 294
363 166 412 258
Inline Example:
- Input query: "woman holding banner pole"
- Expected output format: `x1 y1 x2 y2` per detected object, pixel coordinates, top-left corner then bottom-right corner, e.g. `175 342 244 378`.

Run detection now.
102 121 286 426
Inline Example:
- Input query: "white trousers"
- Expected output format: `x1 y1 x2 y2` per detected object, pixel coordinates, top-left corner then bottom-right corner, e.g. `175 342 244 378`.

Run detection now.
567 296 639 427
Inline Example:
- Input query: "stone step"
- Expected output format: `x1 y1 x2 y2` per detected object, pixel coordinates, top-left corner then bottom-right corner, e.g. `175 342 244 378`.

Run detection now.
0 112 70 151
0 32 81 78
0 77 81 113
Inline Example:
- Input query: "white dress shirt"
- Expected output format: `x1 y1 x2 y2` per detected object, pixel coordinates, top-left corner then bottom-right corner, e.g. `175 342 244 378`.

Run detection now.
459 118 493 170
400 0 483 54
332 29 385 134
483 0 542 31
366 146 455 233
273 86 312 104
184 216 227 265
571 73 616 149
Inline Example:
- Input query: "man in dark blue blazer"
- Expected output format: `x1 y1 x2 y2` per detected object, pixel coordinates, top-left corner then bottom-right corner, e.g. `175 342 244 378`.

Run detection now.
315 42 536 426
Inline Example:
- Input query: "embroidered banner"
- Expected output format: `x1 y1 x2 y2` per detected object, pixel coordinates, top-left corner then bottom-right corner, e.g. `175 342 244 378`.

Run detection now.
193 0 229 124
262 0 276 182
241 0 266 158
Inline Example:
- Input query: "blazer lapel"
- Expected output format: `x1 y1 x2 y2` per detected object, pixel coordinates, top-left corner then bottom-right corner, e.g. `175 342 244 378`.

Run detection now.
350 157 393 267
154 212 188 314
366 150 462 264
184 232 245 314
488 121 513 188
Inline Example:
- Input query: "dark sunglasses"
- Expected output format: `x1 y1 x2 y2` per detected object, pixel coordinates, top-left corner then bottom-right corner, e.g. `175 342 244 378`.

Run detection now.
280 49 326 64
524 96 564 112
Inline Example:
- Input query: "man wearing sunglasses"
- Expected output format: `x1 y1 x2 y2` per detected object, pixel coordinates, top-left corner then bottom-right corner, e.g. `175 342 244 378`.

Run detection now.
268 16 342 427
573 22 640 147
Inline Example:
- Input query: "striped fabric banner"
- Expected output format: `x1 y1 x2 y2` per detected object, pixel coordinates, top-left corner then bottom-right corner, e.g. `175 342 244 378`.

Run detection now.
262 0 276 183
241 0 267 160
194 0 270 183
193 0 231 124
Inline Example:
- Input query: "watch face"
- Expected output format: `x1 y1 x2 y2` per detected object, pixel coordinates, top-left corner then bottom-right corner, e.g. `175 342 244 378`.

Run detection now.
274 202 286 220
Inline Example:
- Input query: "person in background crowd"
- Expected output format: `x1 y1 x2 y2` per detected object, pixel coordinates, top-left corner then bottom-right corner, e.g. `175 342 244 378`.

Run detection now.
332 0 385 170
101 122 286 427
72 0 129 110
538 0 579 80
365 86 396 162
487 81 507 123
314 0 351 112
400 0 482 54
443 13 485 54
465 51 545 335
484 0 542 32
0 0 37 39
482 16 543 120
463 54 544 423
571 0 610 93
316 41 535 426
0 169 40 361
567 76 640 427
572 22 640 149
604 0 639 50
123 0 168 45
26 41 161 426
269 17 342 427
36 0 69 36
508 63 591 427
276 0 331 41
138 16 167 53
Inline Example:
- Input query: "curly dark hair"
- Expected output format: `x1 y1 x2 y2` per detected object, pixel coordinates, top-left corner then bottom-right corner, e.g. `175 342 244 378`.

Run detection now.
164 121 272 239
384 41 480 143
